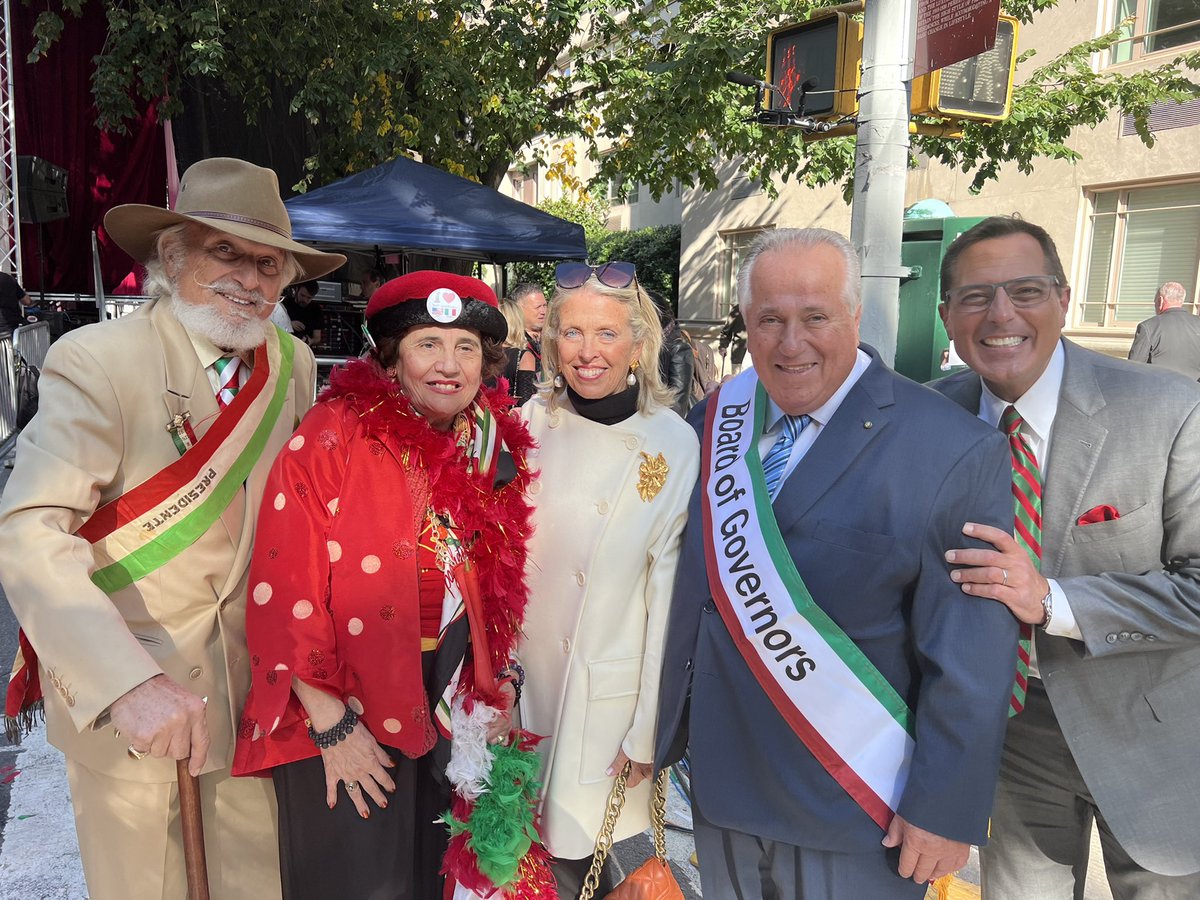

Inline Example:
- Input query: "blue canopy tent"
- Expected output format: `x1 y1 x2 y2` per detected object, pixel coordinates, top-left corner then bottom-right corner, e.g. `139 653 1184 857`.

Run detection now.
285 155 586 264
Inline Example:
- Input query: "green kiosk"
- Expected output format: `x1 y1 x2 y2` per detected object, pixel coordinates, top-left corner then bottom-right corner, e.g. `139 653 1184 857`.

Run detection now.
893 213 986 384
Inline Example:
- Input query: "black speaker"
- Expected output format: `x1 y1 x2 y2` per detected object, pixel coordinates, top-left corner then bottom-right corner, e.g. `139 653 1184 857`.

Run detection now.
17 155 70 224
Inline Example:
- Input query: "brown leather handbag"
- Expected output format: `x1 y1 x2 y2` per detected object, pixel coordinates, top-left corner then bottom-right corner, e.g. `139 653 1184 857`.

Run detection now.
578 764 684 900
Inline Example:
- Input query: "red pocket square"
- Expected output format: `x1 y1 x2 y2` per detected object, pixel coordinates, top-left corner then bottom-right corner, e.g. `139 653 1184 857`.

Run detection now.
1078 504 1120 526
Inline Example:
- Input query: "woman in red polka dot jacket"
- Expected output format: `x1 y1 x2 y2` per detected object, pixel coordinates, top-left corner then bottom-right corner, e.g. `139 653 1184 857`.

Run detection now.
233 272 538 899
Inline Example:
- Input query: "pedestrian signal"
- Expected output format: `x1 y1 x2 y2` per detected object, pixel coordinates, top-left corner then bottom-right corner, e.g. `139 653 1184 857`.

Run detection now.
911 17 1020 121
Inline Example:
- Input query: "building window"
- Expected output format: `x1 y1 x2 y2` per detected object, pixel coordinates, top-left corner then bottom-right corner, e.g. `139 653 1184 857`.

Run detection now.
1109 0 1200 63
1080 182 1200 327
607 172 640 205
721 229 770 318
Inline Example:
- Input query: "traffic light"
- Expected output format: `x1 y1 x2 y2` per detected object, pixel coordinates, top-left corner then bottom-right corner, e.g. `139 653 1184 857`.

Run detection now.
910 17 1020 121
766 12 861 120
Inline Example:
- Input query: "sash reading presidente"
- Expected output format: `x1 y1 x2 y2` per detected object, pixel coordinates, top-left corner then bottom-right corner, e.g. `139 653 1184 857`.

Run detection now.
4 327 293 738
700 371 915 830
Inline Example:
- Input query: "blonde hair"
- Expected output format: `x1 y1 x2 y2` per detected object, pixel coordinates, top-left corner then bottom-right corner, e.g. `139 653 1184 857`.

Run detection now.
541 277 675 414
499 297 527 348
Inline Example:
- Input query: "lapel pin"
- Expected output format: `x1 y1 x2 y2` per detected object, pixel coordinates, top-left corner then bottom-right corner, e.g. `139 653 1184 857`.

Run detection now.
863 420 873 429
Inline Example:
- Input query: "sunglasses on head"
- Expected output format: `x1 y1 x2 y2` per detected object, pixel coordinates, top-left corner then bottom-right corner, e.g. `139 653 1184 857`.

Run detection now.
555 261 637 290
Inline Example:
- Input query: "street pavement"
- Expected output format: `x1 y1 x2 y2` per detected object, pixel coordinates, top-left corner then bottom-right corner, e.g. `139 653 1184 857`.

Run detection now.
0 440 1114 900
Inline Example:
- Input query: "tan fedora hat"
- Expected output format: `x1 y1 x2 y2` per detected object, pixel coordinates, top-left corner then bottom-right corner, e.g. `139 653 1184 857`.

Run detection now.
104 157 346 283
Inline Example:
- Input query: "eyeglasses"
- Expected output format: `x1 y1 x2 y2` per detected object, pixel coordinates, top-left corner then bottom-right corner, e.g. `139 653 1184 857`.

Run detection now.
944 275 1061 312
555 261 637 290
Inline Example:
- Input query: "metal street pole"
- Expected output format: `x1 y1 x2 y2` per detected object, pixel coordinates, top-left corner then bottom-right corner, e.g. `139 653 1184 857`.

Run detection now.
850 0 918 366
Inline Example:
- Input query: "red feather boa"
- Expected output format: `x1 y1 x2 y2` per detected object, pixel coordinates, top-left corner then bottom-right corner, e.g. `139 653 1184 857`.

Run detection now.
321 359 536 678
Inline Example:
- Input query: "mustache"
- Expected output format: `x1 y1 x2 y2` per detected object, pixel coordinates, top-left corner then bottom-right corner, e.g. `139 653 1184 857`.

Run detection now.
191 273 276 308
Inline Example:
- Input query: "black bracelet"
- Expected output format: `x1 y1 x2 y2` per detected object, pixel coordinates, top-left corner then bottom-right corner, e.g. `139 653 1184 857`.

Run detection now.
499 663 525 704
307 706 358 749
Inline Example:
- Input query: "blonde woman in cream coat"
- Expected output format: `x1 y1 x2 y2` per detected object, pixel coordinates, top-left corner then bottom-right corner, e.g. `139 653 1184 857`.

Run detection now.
519 262 699 898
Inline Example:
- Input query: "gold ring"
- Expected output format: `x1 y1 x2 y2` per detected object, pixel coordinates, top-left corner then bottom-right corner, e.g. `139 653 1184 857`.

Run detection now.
127 745 150 761
345 781 358 792
1002 569 1009 586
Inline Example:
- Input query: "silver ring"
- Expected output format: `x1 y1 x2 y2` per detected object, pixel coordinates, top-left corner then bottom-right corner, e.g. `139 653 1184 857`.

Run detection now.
127 745 150 761
345 781 358 792
1001 568 1009 586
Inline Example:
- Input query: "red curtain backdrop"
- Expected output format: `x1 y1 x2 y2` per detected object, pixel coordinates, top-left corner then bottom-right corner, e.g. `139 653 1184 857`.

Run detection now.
14 0 167 294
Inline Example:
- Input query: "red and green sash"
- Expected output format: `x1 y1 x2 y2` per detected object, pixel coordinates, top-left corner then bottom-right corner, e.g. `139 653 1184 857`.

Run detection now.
701 371 915 831
4 328 293 738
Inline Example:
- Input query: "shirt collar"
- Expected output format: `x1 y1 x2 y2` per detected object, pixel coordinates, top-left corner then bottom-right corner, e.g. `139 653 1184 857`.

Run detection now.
185 329 252 369
978 339 1064 444
763 348 872 434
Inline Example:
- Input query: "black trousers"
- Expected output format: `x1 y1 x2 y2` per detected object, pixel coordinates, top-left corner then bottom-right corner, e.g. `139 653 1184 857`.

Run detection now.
552 851 616 899
272 751 449 900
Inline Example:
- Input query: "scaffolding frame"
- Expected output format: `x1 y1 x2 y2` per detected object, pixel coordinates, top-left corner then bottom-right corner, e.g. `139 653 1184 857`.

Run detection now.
0 0 19 279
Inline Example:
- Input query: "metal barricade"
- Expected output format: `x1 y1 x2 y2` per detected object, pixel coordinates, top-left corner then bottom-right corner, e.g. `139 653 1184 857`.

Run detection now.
0 333 17 454
13 320 51 369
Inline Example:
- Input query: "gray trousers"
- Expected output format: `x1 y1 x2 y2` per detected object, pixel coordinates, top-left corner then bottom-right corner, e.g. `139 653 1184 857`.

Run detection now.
981 679 1200 900
692 797 926 900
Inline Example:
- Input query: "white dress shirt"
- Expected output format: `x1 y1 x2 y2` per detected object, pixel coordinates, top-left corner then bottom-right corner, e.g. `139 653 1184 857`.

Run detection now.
975 340 1081 676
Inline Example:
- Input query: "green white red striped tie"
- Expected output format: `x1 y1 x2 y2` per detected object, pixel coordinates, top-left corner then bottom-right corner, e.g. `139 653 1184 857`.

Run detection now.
1002 404 1041 716
213 355 242 409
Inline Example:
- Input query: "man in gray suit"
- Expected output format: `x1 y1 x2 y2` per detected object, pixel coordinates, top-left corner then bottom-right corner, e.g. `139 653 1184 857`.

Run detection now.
936 217 1200 898
655 228 1019 898
1127 281 1200 380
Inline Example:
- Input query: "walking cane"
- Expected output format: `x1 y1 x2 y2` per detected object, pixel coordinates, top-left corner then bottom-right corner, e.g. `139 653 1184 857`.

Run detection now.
177 758 211 900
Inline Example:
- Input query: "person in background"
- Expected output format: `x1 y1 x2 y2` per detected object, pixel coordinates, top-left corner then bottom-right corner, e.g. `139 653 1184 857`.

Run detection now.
511 281 546 378
234 271 535 899
501 296 538 405
656 228 1016 900
359 268 385 303
649 289 695 416
0 157 345 899
718 302 747 375
519 261 699 898
1127 281 1200 380
285 279 324 348
936 217 1200 897
682 328 719 405
0 270 29 332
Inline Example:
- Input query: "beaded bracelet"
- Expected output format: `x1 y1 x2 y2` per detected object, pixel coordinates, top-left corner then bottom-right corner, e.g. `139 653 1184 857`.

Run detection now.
499 663 526 704
307 706 359 749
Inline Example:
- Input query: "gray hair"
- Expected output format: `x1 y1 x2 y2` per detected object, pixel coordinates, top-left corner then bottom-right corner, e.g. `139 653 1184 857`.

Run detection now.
736 228 862 313
1157 281 1187 308
141 222 301 299
541 277 676 414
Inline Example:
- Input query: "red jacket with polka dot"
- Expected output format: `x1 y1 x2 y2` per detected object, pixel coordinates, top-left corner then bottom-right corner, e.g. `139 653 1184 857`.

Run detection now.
232 359 535 776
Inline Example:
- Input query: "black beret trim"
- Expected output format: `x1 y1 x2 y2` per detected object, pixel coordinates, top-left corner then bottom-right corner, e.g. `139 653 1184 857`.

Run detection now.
366 297 507 342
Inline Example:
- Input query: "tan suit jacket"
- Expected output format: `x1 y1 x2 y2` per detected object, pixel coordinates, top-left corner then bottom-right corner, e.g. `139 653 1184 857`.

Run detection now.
0 298 315 782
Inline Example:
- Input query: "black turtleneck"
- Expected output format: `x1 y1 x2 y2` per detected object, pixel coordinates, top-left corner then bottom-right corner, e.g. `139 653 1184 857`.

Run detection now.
566 385 639 426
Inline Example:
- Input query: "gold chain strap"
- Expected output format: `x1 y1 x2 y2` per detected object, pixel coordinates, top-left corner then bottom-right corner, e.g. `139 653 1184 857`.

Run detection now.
578 763 671 900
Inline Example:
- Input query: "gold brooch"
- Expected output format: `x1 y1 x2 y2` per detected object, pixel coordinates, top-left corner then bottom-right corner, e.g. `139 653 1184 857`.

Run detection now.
637 451 669 502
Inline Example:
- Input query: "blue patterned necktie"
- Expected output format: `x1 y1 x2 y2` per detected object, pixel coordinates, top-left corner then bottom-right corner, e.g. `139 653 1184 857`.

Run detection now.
762 414 811 499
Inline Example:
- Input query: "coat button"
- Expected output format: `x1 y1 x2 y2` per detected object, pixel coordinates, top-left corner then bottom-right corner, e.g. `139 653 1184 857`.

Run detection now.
1118 631 1130 641
624 436 639 450
1105 633 1118 643
1146 634 1158 642
703 600 716 613
529 481 542 496
1131 632 1143 641
548 414 561 429
575 571 586 586
561 638 571 653
189 667 203 680
597 500 609 515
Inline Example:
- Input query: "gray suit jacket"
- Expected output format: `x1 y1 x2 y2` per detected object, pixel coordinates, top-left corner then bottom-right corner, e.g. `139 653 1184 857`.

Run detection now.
933 339 1200 876
656 347 1018 852
1128 308 1200 381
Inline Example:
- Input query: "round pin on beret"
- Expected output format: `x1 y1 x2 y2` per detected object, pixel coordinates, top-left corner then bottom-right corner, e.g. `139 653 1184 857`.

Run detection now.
426 288 463 323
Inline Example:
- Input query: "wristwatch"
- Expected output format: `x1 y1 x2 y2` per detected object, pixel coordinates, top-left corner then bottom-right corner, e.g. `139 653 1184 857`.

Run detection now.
1039 589 1053 629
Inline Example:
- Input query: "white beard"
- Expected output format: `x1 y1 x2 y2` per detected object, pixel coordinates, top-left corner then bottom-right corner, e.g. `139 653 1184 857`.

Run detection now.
166 287 269 352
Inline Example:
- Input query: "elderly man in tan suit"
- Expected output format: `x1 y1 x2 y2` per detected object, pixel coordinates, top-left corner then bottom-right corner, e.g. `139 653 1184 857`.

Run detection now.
0 158 344 899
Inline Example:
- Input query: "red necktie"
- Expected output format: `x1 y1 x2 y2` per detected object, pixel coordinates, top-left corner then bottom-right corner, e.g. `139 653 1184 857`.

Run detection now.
1002 405 1041 716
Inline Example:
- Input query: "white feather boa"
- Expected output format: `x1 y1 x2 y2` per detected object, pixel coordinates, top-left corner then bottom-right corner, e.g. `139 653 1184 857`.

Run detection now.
444 693 503 801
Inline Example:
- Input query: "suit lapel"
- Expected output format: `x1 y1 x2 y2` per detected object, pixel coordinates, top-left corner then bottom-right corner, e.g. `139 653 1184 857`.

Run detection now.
1041 342 1108 577
773 352 894 535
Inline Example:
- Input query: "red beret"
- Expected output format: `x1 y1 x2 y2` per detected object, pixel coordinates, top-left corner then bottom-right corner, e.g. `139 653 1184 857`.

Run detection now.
364 271 505 342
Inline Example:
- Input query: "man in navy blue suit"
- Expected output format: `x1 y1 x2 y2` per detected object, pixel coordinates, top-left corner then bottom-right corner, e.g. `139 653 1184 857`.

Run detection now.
655 228 1019 898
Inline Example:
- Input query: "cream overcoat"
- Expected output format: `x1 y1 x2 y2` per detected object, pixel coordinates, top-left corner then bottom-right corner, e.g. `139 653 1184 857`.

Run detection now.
0 298 314 781
519 395 698 859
